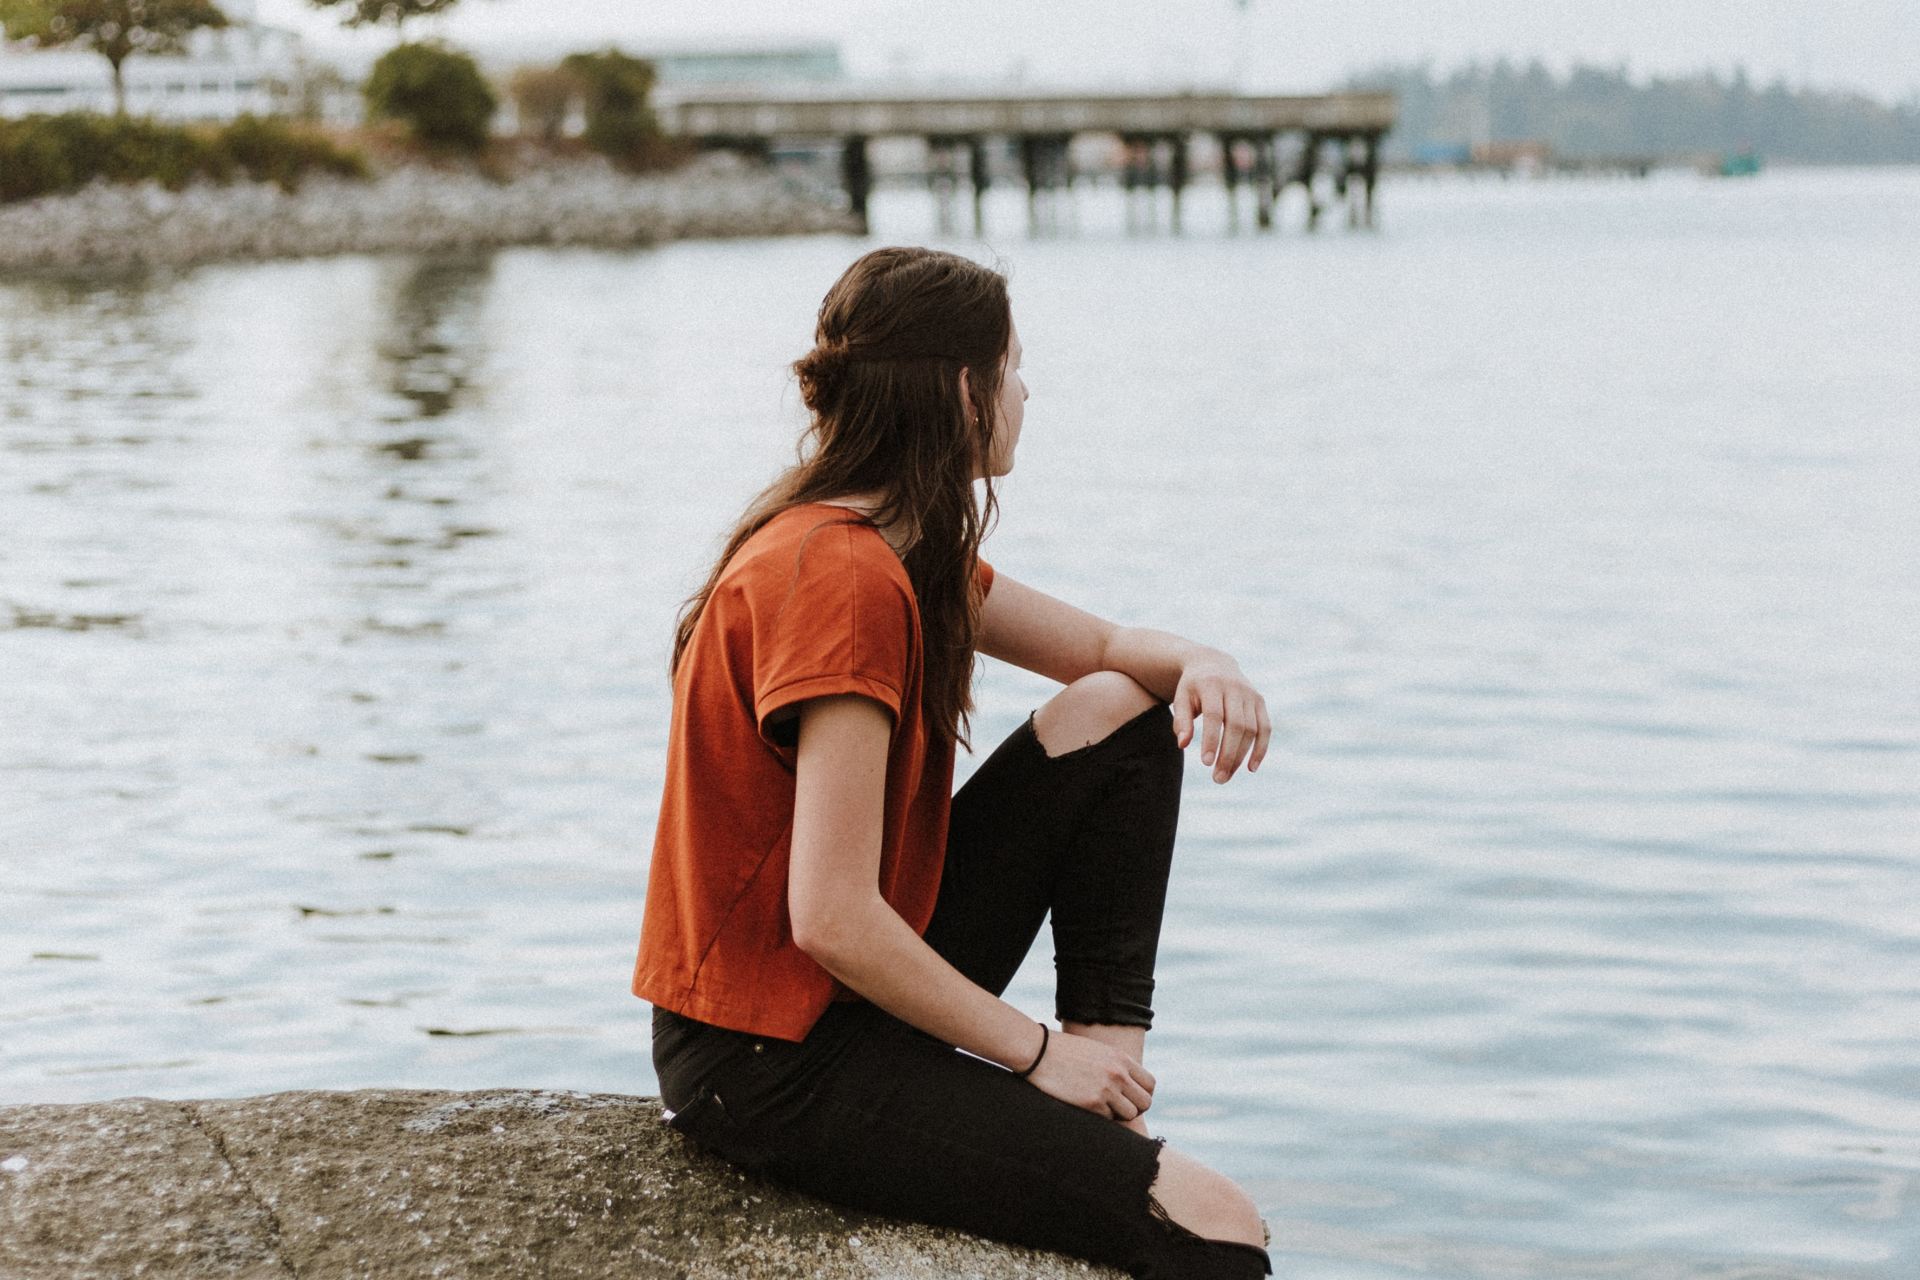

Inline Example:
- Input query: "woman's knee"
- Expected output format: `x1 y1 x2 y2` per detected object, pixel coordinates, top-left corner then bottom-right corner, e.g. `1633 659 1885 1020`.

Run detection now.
1145 1142 1267 1250
1033 671 1161 758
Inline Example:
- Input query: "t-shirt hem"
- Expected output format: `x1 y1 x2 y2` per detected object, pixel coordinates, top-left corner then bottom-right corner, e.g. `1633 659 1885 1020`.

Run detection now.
755 671 902 741
635 970 830 1044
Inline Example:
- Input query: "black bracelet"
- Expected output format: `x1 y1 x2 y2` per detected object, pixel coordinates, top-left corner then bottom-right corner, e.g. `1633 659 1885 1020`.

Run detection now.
1013 1021 1049 1078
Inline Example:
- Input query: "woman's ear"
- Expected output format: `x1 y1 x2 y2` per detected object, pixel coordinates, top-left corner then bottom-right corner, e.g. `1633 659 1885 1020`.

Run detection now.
958 367 985 425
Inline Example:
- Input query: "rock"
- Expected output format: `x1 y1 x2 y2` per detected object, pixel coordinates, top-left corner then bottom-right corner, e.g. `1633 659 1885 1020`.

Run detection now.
0 153 861 274
0 1089 1124 1279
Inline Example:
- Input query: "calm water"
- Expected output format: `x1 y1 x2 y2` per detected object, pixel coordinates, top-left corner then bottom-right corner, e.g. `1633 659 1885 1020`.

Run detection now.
3 169 1917 1277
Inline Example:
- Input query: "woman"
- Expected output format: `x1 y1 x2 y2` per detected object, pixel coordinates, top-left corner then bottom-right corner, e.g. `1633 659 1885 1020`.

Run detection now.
634 247 1275 1279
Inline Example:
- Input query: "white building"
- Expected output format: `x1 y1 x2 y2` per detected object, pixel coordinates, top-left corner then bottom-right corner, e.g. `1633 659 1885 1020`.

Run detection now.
0 12 313 121
644 43 844 90
0 26 846 128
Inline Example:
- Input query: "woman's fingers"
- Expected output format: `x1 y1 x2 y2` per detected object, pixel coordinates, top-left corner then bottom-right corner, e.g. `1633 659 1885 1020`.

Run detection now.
1176 670 1274 782
1215 695 1250 779
1201 686 1226 769
1170 676 1195 748
1221 702 1251 782
1171 662 1272 781
1112 1054 1154 1119
1208 687 1273 782
1249 694 1271 772
1031 1029 1164 1122
1215 690 1259 782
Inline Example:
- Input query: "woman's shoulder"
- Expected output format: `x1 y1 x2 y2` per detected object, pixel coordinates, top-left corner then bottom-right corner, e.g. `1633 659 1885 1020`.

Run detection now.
723 504 911 598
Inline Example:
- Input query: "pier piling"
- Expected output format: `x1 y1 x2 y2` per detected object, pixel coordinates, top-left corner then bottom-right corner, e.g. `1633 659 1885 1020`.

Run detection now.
1018 133 1074 235
664 92 1397 237
1254 135 1277 230
1296 132 1324 231
1168 134 1190 233
968 136 991 236
926 134 963 234
1358 131 1381 228
1219 133 1244 231
841 134 871 234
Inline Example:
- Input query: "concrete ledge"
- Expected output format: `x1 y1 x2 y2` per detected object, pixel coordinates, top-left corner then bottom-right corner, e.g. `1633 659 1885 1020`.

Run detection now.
0 1089 1123 1279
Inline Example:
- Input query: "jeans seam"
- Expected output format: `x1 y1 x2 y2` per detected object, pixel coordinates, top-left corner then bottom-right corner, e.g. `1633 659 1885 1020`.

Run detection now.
1049 744 1178 1028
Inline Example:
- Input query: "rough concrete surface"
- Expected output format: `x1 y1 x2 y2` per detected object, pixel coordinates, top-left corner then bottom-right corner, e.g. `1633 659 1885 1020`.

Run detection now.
0 1089 1125 1279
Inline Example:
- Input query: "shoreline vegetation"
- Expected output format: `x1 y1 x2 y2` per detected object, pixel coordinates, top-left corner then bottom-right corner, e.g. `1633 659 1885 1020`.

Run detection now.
0 26 858 274
1350 60 1920 165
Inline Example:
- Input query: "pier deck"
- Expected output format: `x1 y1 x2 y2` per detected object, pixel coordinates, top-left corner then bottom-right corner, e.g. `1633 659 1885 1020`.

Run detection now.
658 89 1398 234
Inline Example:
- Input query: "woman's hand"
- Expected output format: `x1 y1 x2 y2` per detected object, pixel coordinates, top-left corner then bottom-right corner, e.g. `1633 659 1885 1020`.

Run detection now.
1171 651 1271 783
1023 1024 1156 1122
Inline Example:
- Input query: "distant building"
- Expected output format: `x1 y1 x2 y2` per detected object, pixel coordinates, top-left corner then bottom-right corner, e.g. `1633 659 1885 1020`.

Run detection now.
644 43 843 90
0 16 308 121
1471 139 1553 173
0 27 845 127
1411 141 1473 166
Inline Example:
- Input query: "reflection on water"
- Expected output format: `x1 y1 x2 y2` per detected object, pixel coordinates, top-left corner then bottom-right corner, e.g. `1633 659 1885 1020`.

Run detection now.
3 172 1919 1277
378 254 492 422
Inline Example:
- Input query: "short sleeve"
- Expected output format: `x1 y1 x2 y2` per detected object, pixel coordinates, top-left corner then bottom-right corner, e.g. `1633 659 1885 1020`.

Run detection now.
977 556 995 598
749 523 913 750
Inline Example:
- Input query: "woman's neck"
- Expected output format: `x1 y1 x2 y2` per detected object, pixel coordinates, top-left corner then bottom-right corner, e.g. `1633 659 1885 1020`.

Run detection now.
815 493 910 557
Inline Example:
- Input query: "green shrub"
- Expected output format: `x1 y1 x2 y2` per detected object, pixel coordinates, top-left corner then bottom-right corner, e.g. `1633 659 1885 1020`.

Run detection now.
104 117 224 189
0 117 79 202
0 113 367 204
363 41 497 152
218 114 368 190
558 48 661 167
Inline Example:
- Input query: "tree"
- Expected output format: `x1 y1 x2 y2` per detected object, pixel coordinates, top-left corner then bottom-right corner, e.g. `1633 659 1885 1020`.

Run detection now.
308 0 460 38
559 48 659 166
0 0 229 116
1347 59 1920 165
508 64 575 142
362 40 495 151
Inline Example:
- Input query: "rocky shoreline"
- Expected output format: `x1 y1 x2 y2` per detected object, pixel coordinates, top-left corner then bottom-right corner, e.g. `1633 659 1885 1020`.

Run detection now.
0 1090 1121 1280
0 1087 1121 1278
0 152 861 274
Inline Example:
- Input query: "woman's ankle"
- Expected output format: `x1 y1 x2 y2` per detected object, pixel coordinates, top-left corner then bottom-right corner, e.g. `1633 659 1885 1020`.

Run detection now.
1060 1020 1147 1062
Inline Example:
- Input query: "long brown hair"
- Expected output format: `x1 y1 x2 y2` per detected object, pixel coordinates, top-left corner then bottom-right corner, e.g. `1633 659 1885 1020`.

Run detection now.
670 247 1009 749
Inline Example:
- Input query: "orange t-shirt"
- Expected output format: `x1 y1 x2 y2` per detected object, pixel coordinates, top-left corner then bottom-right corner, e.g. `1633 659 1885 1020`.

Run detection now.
632 503 995 1042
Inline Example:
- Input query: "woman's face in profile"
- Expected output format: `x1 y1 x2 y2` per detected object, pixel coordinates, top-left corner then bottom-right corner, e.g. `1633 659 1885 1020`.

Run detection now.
987 319 1027 478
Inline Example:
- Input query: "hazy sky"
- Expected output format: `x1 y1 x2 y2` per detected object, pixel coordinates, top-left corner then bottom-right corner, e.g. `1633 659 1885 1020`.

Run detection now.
251 0 1920 101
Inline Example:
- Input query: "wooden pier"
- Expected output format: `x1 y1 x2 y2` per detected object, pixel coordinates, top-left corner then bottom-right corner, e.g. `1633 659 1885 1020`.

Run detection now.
656 89 1398 235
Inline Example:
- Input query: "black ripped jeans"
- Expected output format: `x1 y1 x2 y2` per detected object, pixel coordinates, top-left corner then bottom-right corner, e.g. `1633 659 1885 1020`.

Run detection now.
651 700 1273 1280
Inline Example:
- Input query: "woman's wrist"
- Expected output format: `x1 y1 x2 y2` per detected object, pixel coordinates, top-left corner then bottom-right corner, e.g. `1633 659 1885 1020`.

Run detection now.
1013 1021 1050 1078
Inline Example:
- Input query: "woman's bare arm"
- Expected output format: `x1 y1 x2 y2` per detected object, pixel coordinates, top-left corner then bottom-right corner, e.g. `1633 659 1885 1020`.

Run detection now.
978 572 1272 782
787 692 1156 1120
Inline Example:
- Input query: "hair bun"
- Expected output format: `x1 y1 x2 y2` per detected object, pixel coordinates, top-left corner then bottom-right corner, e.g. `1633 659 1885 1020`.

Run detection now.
794 339 852 413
